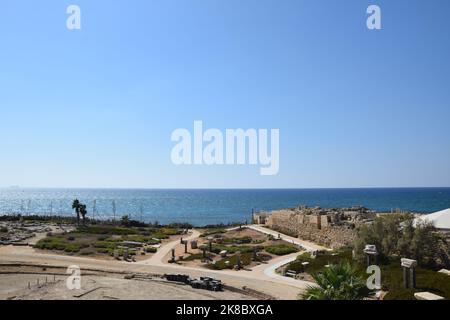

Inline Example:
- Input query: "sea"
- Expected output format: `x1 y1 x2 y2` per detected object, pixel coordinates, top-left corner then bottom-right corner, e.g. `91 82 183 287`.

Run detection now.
0 188 449 226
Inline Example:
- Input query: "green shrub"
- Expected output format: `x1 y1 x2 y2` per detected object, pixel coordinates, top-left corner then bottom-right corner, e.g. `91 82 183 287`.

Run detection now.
301 263 369 300
354 214 449 269
96 248 110 254
80 248 96 256
200 229 226 238
64 244 81 253
221 236 253 244
160 228 181 236
210 253 253 270
145 247 157 253
81 226 137 235
265 244 298 256
93 241 115 249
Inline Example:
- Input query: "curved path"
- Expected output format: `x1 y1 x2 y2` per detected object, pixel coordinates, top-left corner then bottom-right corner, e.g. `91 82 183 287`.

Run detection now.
245 225 330 252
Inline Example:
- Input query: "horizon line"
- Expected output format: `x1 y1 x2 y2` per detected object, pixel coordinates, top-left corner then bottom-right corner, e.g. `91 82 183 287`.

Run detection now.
2 186 450 190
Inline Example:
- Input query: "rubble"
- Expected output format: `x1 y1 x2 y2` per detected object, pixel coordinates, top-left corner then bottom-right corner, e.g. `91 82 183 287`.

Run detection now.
253 205 377 249
0 221 73 245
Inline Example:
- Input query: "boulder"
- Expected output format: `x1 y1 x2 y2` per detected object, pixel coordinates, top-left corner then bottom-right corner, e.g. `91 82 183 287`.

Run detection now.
414 292 445 301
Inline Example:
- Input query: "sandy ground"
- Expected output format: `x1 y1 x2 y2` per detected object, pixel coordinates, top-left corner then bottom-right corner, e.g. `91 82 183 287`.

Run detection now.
0 273 253 300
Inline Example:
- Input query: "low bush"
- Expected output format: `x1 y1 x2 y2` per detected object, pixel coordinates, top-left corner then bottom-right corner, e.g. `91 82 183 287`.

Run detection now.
81 226 137 235
265 244 299 256
200 229 226 238
210 253 254 270
221 236 252 244
145 247 157 253
79 248 96 256
93 241 115 249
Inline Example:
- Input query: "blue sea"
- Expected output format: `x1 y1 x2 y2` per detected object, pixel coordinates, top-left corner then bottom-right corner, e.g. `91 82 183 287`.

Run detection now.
0 188 449 226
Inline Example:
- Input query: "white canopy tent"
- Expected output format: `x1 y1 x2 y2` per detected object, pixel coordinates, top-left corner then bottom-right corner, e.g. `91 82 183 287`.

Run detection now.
416 208 450 231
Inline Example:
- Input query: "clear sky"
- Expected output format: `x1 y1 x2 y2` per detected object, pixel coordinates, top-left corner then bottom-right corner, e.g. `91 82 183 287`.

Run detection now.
1 0 449 188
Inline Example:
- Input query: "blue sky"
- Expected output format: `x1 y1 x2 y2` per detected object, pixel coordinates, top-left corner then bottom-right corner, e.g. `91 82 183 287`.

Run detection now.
0 0 449 188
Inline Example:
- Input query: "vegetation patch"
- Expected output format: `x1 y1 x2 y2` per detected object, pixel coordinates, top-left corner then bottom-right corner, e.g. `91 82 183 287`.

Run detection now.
354 213 450 269
35 224 181 258
209 253 254 270
184 252 214 261
220 236 253 245
289 249 450 300
199 228 226 238
265 244 299 256
301 262 369 300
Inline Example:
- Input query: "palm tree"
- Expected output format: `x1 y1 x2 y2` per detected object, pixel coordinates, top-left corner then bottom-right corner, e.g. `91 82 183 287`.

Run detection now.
79 204 87 226
301 263 368 300
72 199 81 225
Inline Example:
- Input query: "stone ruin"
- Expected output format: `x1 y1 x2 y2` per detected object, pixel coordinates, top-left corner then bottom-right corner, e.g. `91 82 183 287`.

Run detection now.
253 205 377 249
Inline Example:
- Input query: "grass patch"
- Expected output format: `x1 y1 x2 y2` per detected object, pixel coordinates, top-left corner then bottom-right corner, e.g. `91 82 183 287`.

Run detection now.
184 252 213 261
199 229 226 238
382 260 450 300
35 224 179 257
79 226 138 235
265 244 299 256
220 236 253 244
35 236 88 253
145 247 157 253
209 253 254 270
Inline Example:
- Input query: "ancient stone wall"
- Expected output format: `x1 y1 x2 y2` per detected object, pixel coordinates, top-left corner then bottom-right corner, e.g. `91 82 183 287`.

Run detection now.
296 225 356 249
266 209 357 249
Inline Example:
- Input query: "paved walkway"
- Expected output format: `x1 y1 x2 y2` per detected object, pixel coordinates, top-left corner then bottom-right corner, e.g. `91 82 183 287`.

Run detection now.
244 225 330 252
140 230 201 266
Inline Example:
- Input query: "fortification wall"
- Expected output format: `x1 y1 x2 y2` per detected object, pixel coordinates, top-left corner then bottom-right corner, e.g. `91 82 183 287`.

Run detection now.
267 209 356 249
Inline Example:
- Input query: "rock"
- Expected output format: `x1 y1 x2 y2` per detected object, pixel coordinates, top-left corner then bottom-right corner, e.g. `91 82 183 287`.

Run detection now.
219 250 228 257
414 292 445 300
401 258 418 268
438 269 450 276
